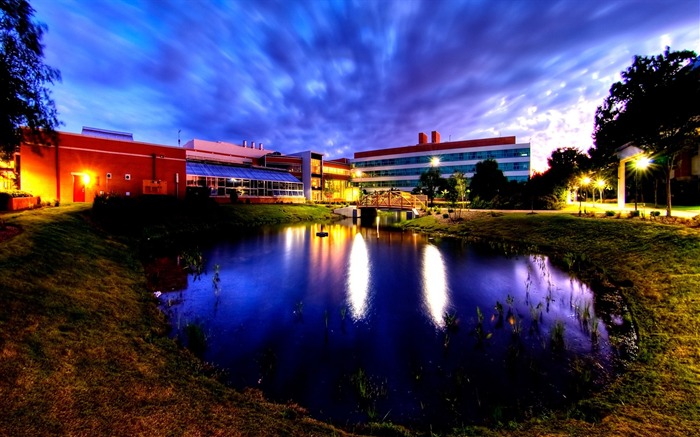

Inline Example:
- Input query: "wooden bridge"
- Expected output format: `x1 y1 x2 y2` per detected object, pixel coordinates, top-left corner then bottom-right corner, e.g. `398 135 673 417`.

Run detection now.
357 191 427 211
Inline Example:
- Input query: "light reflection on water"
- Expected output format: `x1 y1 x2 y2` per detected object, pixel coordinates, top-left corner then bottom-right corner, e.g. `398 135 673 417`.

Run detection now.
347 232 370 321
422 243 449 327
154 220 614 429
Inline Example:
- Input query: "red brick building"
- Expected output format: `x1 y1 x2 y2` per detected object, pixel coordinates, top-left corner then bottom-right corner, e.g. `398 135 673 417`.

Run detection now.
19 128 186 204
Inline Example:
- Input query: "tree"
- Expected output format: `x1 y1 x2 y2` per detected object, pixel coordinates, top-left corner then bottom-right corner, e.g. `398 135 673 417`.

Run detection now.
469 158 507 202
448 170 468 216
593 47 700 216
535 147 592 206
414 167 445 206
1 0 61 159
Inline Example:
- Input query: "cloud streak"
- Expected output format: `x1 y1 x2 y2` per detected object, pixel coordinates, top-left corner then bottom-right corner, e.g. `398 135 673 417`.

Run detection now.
34 0 699 170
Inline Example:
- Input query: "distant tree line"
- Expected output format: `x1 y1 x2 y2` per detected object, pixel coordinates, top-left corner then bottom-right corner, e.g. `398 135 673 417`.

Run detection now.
412 47 699 213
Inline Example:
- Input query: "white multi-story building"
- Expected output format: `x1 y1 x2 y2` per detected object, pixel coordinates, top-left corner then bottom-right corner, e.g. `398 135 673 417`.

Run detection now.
351 131 531 192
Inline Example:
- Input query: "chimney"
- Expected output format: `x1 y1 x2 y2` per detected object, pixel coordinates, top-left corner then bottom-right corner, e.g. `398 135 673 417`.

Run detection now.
431 131 441 143
251 142 256 149
259 143 264 150
418 132 428 144
243 140 248 147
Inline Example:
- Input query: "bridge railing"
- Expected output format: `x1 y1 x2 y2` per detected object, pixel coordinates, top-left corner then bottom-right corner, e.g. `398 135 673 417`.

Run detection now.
357 191 427 211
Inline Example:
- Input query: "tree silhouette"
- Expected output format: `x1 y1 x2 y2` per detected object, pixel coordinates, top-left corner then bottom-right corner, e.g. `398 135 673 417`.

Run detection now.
469 158 507 202
592 47 700 216
1 0 61 159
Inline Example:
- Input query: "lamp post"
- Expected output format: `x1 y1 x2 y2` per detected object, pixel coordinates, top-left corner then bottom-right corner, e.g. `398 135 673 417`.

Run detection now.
579 176 590 215
634 156 651 211
353 169 363 203
596 179 606 204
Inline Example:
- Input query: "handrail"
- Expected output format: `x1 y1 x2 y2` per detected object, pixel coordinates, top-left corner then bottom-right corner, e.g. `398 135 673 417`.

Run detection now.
357 191 427 210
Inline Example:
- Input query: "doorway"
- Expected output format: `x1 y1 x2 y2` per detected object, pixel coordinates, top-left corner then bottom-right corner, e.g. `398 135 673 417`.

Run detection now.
73 174 86 202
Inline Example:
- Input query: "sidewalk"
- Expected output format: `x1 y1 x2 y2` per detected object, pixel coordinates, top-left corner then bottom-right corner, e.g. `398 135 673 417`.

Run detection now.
442 204 700 219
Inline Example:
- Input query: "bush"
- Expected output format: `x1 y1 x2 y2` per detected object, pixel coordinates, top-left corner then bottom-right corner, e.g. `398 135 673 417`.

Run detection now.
605 210 616 217
629 210 641 218
1 190 35 209
442 213 449 219
0 189 33 198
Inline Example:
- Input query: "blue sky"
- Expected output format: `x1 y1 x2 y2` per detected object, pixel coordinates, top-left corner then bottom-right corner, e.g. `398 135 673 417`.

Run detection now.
33 0 699 171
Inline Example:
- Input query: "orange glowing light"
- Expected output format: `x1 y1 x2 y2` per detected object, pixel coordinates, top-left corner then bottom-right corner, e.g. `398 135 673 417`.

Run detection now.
82 174 91 185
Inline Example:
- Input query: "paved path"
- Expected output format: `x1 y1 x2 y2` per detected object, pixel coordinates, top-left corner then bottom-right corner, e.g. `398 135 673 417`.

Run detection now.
440 204 700 219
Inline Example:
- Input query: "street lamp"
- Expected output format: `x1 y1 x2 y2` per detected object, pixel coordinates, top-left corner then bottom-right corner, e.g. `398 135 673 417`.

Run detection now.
430 157 440 167
634 156 651 211
579 176 590 215
596 179 606 204
353 169 363 202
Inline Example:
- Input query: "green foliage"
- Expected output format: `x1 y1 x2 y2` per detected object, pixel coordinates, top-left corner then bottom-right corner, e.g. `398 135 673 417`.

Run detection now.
0 0 61 159
593 47 700 216
415 167 447 206
527 147 592 210
469 158 508 202
0 189 32 197
550 320 566 351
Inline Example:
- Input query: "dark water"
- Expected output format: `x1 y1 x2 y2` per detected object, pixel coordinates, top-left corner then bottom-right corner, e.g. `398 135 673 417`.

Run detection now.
153 220 614 429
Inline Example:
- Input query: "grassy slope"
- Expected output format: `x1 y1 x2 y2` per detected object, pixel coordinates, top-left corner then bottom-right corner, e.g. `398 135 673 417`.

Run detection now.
1 205 698 436
402 212 700 436
0 204 350 436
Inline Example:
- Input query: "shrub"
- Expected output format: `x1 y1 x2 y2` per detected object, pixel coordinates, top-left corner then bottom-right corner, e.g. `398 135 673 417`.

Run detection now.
1 190 35 209
442 213 449 219
0 189 33 198
629 210 641 218
605 210 616 217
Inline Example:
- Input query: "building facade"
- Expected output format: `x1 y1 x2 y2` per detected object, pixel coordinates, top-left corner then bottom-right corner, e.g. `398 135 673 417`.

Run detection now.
19 128 187 204
15 128 352 205
352 131 530 192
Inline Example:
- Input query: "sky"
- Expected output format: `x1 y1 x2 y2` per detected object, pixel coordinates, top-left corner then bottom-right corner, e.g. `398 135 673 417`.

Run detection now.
32 0 699 172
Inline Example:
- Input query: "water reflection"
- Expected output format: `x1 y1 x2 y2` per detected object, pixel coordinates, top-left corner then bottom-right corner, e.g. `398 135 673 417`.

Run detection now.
347 232 370 320
152 221 616 429
422 243 449 327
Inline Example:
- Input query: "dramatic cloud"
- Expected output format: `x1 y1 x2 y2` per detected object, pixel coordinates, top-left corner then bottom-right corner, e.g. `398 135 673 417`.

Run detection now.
35 0 698 171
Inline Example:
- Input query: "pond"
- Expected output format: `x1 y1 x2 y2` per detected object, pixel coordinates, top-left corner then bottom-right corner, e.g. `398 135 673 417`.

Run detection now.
150 219 617 429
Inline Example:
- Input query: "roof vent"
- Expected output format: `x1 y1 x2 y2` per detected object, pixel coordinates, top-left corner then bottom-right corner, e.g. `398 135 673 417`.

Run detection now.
82 127 133 141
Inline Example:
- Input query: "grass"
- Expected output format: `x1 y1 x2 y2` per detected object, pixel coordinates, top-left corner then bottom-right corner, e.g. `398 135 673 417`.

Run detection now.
402 210 700 436
1 203 699 436
0 204 349 436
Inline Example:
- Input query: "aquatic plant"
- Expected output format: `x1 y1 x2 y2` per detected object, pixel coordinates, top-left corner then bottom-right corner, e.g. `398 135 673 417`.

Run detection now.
180 247 204 280
339 306 347 321
184 323 207 357
529 302 543 331
212 263 221 296
505 294 514 309
508 312 522 337
550 320 566 351
494 301 504 329
349 368 388 420
474 306 492 346
443 311 458 331
563 252 576 271
590 316 600 344
294 301 303 321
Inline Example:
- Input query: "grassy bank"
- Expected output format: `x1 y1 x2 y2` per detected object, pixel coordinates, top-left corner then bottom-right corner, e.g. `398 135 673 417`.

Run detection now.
401 211 700 436
0 204 352 436
1 204 698 436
